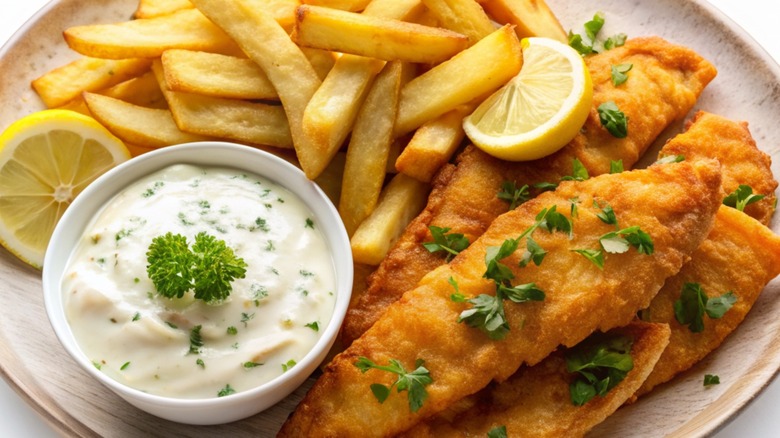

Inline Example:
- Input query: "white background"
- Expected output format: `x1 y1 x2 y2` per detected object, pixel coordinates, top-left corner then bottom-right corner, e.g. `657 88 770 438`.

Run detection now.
0 0 779 436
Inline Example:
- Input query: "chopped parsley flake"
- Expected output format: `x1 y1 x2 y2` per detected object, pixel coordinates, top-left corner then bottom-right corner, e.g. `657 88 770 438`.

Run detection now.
282 359 297 372
218 384 236 397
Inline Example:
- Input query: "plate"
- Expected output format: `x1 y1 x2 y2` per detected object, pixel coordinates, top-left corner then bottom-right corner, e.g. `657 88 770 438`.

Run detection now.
1 0 779 436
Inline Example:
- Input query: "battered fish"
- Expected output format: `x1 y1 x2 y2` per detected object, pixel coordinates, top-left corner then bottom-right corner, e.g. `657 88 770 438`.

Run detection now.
342 36 718 344
632 112 780 396
659 111 777 225
278 160 722 437
400 322 671 438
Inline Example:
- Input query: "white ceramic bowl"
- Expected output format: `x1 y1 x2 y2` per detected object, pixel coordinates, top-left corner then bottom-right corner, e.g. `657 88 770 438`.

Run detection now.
41 142 353 425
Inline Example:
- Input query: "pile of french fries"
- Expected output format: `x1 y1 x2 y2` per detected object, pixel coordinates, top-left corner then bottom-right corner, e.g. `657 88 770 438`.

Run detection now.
32 0 566 265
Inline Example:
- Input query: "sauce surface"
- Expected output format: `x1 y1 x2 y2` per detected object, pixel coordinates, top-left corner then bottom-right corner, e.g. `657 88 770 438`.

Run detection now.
62 164 336 399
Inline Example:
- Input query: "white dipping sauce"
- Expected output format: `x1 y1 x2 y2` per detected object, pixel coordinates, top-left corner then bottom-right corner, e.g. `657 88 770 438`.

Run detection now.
62 164 337 399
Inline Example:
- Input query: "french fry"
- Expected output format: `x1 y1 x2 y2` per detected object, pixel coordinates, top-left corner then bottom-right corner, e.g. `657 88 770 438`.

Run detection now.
301 0 371 11
32 57 152 108
314 152 346 206
135 0 194 18
394 25 522 136
83 92 209 148
481 0 567 42
191 0 323 177
395 103 473 182
350 173 430 265
301 54 385 177
243 0 300 33
385 137 405 174
361 0 425 20
153 61 293 148
63 9 240 59
301 47 337 80
300 0 422 180
420 0 495 45
293 5 469 63
161 50 279 100
339 62 405 236
101 71 168 109
124 143 158 157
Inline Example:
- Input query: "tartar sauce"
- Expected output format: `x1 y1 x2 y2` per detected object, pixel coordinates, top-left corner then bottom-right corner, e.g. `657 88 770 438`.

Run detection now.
62 164 336 399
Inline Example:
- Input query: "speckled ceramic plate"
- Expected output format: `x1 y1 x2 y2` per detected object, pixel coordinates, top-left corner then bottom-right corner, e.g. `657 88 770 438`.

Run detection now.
1 0 779 436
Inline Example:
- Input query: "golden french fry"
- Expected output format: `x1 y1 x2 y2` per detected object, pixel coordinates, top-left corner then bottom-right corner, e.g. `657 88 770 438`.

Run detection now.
191 0 323 177
339 62 405 236
395 103 473 182
299 0 422 179
101 71 168 109
32 57 152 108
481 0 567 41
361 0 425 19
83 92 209 148
314 151 346 206
394 25 522 136
420 0 495 44
161 50 279 100
385 137 404 174
135 0 194 18
64 9 239 59
243 0 300 33
301 0 371 11
300 47 337 80
152 61 293 148
302 55 385 176
293 5 469 63
350 173 430 265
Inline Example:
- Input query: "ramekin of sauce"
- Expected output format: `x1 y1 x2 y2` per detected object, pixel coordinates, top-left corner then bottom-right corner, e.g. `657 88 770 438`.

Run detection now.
42 142 352 425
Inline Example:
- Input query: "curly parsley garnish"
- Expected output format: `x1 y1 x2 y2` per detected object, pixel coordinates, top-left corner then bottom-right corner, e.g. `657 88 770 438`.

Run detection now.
188 325 203 355
674 283 737 333
566 334 634 406
146 232 247 304
354 357 433 413
217 384 236 397
423 225 470 261
723 185 765 212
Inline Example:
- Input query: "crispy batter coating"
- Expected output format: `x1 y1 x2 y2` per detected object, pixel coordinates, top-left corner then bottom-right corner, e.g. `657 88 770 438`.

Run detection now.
341 36 718 345
635 205 780 396
659 111 777 225
402 322 671 438
278 161 722 437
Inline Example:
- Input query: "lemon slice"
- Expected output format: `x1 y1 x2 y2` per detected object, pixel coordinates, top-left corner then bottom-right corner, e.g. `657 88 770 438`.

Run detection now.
0 110 131 268
463 37 593 161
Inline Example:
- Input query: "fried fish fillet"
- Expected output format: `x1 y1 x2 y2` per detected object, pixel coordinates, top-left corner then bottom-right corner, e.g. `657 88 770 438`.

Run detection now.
631 113 780 397
278 160 722 437
659 111 777 225
401 322 671 438
634 205 780 397
341 36 718 344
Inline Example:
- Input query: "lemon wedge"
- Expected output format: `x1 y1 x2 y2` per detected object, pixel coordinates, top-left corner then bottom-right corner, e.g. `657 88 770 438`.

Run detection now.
0 110 131 268
463 37 593 161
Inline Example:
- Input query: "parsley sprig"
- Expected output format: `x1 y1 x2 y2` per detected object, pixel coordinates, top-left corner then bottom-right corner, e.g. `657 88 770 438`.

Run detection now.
354 357 433 413
423 226 470 261
497 181 531 210
565 334 634 406
723 185 765 212
674 283 737 333
146 232 247 304
450 207 572 339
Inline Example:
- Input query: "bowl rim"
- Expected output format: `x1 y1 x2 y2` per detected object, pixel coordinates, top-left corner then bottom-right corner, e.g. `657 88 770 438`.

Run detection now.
42 141 353 412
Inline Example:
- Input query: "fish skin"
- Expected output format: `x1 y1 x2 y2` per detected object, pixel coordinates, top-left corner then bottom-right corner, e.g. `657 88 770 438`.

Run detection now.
278 160 723 437
341 36 718 345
